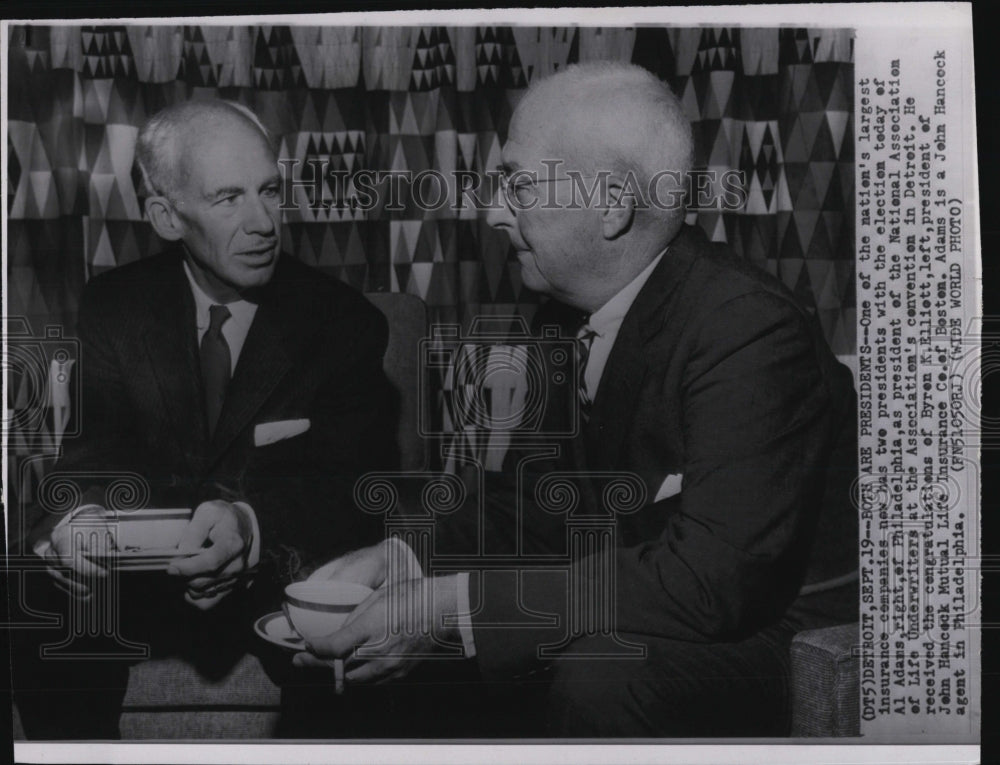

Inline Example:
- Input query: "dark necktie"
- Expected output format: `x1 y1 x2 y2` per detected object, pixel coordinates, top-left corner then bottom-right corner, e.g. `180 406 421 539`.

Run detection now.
576 320 598 423
200 304 232 435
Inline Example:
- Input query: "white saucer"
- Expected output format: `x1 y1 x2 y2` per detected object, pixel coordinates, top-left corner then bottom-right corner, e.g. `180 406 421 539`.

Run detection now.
255 611 307 651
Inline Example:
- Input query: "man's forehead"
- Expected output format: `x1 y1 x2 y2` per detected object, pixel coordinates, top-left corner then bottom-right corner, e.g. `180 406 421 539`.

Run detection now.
177 124 278 193
500 137 527 170
502 131 570 173
505 98 578 169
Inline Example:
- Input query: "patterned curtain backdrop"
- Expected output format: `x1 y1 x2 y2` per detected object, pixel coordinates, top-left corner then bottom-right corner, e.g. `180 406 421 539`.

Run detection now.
5 24 854 482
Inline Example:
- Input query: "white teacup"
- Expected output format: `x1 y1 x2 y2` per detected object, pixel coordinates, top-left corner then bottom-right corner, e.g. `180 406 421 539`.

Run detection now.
283 581 374 640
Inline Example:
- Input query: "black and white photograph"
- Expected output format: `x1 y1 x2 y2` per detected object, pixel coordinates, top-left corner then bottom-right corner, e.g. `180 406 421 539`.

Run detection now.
1 4 981 763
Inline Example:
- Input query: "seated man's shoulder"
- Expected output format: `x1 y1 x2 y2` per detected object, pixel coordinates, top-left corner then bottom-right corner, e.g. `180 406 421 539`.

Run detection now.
682 230 812 324
272 254 384 323
82 251 379 329
80 250 185 312
87 249 176 283
665 228 844 375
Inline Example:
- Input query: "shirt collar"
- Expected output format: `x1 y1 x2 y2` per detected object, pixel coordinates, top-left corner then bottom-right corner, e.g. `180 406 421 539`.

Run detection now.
182 259 259 333
586 248 667 337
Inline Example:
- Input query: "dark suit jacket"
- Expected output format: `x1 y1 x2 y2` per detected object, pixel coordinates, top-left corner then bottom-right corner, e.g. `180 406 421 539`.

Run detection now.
27 245 397 599
440 226 858 678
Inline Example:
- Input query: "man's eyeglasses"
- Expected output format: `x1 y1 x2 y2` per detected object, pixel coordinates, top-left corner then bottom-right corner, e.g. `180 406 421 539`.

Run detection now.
495 167 598 212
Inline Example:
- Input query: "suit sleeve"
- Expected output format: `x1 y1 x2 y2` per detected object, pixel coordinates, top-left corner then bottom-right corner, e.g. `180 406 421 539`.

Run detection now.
471 292 837 677
242 306 398 586
21 283 161 551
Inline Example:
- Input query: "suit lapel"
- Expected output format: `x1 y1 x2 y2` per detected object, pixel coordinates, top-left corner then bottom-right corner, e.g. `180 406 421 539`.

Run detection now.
205 263 298 466
585 226 705 469
140 250 304 473
141 252 210 473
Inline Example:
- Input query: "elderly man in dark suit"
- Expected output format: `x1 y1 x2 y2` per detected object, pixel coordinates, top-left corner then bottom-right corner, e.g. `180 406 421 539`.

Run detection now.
296 62 858 738
13 99 396 738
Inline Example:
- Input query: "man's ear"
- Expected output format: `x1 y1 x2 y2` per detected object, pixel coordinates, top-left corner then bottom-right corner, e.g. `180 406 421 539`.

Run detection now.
145 196 185 241
601 178 636 240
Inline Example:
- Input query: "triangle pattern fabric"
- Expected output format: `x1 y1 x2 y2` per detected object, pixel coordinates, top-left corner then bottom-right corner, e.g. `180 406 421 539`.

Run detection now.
6 22 856 457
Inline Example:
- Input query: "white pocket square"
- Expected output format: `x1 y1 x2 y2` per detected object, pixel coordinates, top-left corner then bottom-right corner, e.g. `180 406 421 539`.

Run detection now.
254 418 310 446
654 473 684 502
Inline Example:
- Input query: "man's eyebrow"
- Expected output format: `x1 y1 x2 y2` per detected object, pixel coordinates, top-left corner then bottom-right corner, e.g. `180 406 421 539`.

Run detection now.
204 185 245 201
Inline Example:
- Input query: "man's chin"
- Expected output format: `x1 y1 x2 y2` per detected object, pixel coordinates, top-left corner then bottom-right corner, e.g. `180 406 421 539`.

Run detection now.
235 257 278 292
516 258 550 295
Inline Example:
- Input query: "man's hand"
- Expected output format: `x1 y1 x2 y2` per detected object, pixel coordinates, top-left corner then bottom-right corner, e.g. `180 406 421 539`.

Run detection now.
308 538 423 589
43 506 114 599
292 575 461 690
167 500 253 610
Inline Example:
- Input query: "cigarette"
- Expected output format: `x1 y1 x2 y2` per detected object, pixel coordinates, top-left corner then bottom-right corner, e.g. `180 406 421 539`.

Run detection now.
334 658 345 695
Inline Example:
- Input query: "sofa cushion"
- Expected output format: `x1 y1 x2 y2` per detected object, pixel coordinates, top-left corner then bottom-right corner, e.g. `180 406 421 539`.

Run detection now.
789 622 860 737
120 653 280 739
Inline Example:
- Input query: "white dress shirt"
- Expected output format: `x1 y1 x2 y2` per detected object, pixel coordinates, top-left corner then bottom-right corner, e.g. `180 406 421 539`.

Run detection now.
578 250 666 401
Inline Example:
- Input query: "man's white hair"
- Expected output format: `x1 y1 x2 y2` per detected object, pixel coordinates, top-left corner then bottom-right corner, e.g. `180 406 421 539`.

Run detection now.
520 62 694 221
135 100 275 200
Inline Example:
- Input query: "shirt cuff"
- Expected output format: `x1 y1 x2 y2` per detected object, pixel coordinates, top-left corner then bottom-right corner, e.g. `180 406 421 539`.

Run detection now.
385 539 474 657
455 571 476 658
232 501 260 568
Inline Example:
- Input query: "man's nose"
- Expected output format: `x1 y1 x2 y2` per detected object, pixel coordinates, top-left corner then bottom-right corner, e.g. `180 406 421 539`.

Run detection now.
243 193 277 235
485 184 514 230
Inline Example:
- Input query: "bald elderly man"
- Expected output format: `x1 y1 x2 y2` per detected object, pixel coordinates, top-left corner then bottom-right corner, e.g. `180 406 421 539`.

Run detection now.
13 99 396 739
297 62 858 738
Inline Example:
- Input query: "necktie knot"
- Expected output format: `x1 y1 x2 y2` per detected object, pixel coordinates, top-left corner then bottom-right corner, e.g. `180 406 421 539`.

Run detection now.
576 318 597 360
208 304 231 333
577 324 598 346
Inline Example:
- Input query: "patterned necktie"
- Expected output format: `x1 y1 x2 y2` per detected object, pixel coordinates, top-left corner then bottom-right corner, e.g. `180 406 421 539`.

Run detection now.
576 320 598 423
200 304 232 435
